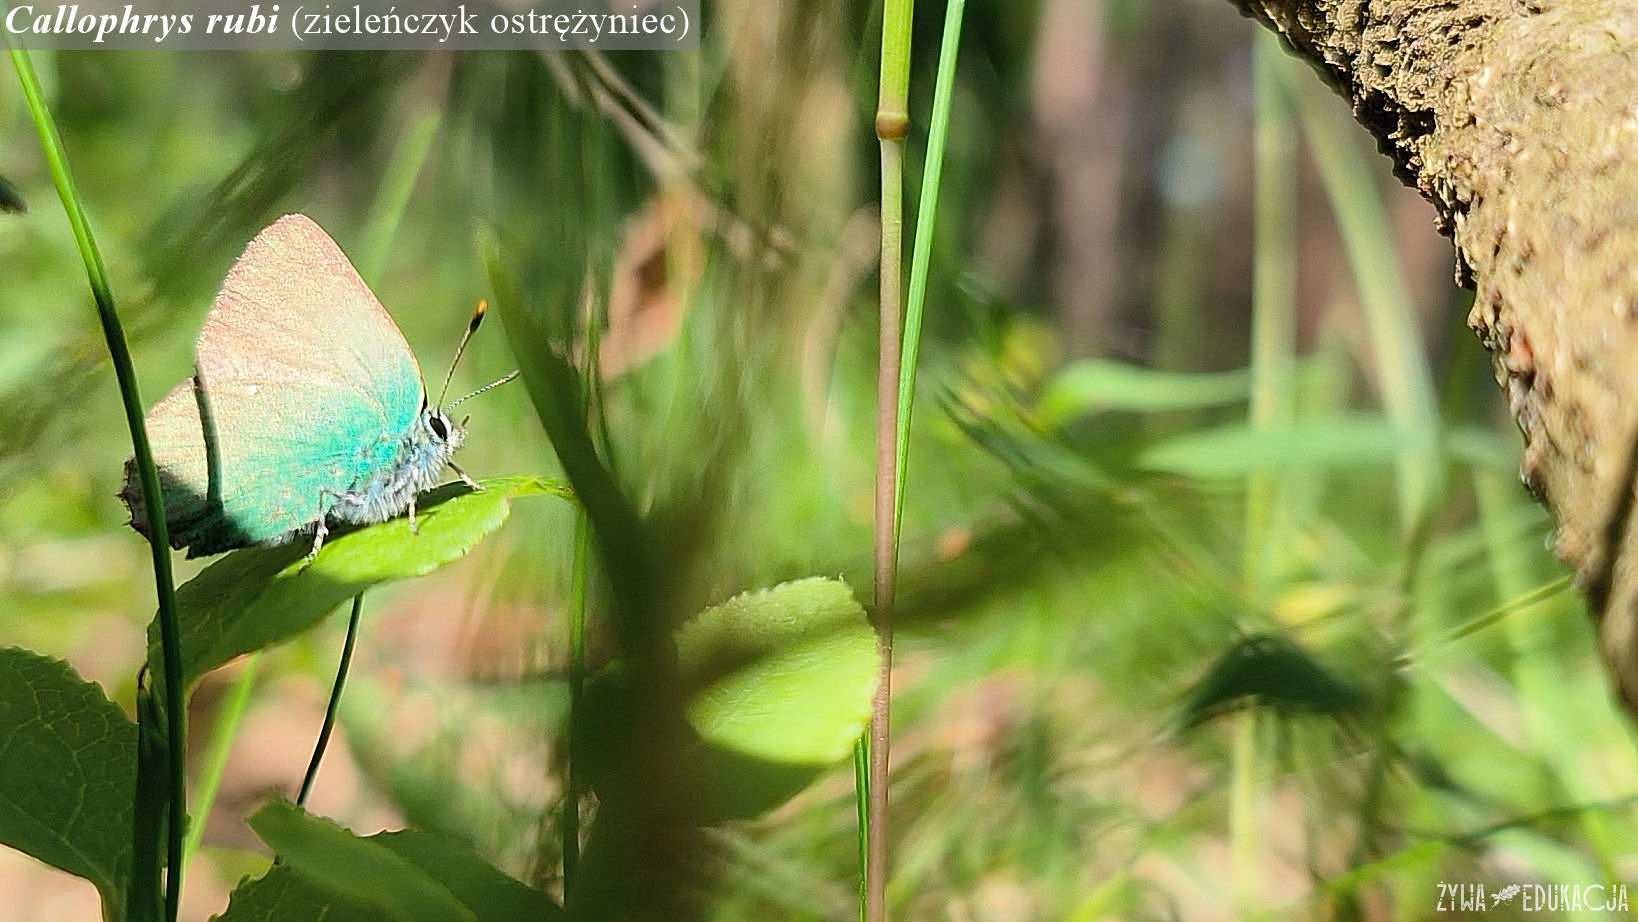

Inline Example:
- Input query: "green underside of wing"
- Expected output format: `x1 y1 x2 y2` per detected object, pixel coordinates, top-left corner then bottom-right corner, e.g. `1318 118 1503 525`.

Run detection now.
126 364 422 557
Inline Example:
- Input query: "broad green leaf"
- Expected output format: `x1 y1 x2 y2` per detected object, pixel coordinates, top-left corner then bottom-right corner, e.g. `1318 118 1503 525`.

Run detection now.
578 578 878 822
0 649 134 912
215 828 565 922
1037 360 1250 425
247 801 473 922
1180 634 1366 728
677 577 876 765
149 476 570 691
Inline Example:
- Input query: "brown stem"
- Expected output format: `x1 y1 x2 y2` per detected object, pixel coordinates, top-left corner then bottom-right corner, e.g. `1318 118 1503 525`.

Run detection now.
869 133 905 922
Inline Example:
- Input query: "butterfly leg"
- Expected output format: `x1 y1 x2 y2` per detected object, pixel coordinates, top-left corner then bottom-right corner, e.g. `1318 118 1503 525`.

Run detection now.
407 494 418 536
301 519 329 569
450 462 483 492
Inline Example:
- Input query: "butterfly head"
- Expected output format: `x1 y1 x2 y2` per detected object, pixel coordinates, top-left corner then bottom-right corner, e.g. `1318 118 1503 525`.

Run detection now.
421 407 466 452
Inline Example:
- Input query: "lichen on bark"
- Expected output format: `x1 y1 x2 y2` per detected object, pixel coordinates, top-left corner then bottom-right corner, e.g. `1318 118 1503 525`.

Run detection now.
1232 0 1638 712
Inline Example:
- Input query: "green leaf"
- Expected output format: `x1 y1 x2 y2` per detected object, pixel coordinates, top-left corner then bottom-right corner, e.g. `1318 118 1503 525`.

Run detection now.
224 805 560 922
372 829 563 920
1180 634 1366 728
1443 424 1521 472
0 649 135 912
484 253 656 650
1139 417 1501 480
149 477 570 691
1138 415 1401 478
577 578 879 822
1037 360 1251 425
247 801 474 922
677 577 877 765
211 863 381 922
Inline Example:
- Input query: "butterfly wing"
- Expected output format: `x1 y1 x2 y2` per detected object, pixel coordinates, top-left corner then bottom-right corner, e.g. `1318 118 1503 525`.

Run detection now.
124 214 425 556
122 375 255 554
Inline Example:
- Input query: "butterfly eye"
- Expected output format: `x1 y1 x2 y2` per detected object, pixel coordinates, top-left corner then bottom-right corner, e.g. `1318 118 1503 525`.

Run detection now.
428 414 450 440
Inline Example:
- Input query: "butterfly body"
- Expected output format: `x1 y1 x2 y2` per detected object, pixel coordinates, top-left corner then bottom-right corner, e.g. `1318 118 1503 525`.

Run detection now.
326 409 465 528
121 214 472 559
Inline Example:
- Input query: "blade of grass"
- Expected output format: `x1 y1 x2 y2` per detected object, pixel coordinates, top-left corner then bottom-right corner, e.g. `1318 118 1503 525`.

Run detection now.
1397 576 1571 667
1233 30 1299 916
866 0 914 916
1279 61 1441 534
182 654 260 866
359 105 442 282
893 0 967 533
853 736 869 922
6 40 186 922
1244 29 1298 601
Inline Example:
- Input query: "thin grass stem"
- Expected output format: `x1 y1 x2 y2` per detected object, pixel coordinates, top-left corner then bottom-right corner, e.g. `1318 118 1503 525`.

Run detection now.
5 40 186 922
867 0 914 915
868 136 903 922
298 595 364 807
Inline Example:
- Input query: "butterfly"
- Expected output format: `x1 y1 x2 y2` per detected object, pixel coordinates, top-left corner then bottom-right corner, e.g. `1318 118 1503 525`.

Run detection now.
120 213 514 562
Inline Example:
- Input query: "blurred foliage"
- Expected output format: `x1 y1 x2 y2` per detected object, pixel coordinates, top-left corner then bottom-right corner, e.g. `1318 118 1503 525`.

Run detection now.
2 0 1637 918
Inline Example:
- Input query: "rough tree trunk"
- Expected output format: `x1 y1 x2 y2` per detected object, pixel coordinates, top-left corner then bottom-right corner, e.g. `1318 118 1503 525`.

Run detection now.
1230 0 1638 711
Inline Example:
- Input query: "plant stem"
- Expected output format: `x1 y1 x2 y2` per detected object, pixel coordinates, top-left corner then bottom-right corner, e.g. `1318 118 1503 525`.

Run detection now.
868 0 913 918
130 682 167 922
299 595 364 807
5 41 186 922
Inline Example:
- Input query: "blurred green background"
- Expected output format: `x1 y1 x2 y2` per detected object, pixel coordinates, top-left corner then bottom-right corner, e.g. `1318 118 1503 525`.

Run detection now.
4 1 1636 919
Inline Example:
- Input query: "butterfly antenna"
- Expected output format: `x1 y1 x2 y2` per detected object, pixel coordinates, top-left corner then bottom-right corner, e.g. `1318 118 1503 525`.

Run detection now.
438 300 489 407
449 370 520 409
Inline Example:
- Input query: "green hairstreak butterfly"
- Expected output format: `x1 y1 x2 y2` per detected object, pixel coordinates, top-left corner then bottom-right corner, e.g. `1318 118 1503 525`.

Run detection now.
120 213 514 561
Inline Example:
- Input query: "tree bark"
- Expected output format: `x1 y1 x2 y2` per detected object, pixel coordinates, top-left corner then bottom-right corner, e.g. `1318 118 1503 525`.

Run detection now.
1231 0 1638 711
